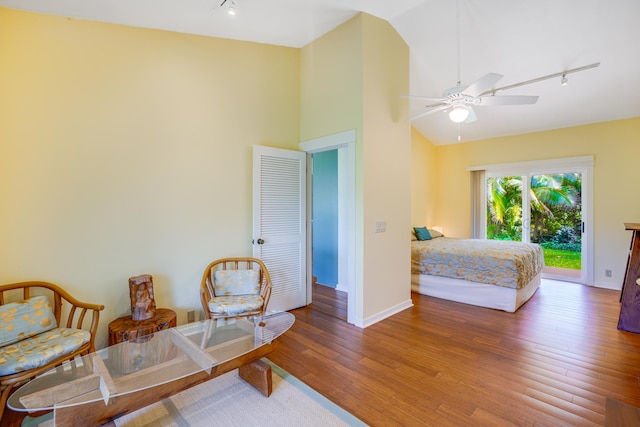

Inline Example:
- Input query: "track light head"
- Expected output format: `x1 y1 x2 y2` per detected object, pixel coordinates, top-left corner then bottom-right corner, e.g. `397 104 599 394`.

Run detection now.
218 0 238 15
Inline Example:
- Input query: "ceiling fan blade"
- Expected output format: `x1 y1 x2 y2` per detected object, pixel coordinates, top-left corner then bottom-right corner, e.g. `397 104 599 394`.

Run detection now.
462 73 503 97
401 95 446 102
408 104 448 121
423 101 449 109
478 95 539 106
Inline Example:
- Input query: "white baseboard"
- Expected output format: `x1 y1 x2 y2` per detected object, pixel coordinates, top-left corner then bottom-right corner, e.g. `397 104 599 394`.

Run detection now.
591 280 622 291
335 283 348 293
354 299 413 328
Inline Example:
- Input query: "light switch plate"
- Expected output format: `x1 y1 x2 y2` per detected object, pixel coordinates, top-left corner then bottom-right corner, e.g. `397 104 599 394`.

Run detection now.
375 221 386 233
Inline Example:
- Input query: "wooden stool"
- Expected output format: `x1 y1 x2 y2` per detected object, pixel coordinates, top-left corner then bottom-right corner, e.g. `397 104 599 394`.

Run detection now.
108 308 177 346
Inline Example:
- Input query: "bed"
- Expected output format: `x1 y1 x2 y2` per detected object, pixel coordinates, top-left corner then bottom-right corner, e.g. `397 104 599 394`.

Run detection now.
411 231 544 312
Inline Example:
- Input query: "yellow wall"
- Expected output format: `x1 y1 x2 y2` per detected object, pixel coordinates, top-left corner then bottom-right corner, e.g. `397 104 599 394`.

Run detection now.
301 14 411 323
300 16 366 320
411 127 438 227
299 15 363 142
360 14 411 320
411 117 640 289
0 8 300 347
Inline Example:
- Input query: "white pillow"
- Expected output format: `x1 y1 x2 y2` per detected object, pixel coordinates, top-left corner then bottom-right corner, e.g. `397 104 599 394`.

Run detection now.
429 229 443 238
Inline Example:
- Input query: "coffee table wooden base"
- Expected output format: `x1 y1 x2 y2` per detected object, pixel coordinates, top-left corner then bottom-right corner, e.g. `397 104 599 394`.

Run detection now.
52 343 276 427
238 359 272 397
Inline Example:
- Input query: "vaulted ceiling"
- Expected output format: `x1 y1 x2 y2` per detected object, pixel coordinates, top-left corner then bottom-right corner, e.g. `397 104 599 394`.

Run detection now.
2 0 638 145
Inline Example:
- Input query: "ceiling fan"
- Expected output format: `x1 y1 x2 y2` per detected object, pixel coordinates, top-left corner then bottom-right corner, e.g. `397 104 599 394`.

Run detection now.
406 73 538 123
406 63 600 124
405 0 599 125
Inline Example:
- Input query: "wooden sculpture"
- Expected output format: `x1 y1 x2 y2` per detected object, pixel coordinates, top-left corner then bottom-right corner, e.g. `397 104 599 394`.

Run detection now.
129 274 156 321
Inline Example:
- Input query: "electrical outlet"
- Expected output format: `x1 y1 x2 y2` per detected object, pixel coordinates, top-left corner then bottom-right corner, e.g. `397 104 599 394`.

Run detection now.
605 269 612 278
375 221 386 233
187 310 195 323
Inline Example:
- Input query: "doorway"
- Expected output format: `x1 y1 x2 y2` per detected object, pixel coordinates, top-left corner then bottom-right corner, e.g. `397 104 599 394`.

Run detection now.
312 150 339 289
311 150 347 320
299 130 356 324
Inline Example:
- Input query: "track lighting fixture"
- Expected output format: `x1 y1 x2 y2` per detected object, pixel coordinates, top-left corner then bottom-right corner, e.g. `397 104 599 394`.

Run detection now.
561 74 568 86
227 1 237 15
218 0 238 16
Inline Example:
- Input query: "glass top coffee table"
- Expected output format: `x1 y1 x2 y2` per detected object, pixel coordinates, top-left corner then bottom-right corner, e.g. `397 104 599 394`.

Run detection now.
8 312 294 426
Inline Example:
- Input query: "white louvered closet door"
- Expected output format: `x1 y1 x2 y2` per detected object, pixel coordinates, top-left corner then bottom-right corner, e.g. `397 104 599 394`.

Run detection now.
253 145 307 312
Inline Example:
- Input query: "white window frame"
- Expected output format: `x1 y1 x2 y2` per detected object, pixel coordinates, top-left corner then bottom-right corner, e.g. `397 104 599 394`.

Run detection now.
468 156 594 285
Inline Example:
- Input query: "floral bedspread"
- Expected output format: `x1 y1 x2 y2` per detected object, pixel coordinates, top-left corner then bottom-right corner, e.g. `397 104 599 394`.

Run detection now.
411 237 544 289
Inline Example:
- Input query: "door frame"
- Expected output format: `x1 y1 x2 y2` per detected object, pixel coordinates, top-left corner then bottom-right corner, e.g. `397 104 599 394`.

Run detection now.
469 155 594 286
300 130 356 324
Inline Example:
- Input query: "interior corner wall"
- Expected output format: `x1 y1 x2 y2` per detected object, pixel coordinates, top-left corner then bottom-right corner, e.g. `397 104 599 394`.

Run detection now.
0 7 300 348
430 117 640 289
360 14 412 322
411 127 438 227
300 13 411 325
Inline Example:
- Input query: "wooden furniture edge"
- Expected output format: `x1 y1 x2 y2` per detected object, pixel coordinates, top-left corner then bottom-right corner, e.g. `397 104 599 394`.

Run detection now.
53 342 278 426
169 329 218 373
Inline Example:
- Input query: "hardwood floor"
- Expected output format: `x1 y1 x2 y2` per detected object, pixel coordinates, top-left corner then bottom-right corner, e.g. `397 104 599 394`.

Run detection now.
310 283 348 321
269 280 640 426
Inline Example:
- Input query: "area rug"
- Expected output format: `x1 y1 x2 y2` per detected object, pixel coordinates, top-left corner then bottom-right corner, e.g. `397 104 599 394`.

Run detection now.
22 359 366 427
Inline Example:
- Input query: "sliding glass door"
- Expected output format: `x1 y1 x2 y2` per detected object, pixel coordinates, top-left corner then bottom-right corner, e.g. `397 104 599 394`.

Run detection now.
529 173 582 280
486 175 525 242
485 172 584 282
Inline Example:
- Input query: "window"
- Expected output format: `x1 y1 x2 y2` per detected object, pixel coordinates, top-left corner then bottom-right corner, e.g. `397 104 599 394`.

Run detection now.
469 156 593 284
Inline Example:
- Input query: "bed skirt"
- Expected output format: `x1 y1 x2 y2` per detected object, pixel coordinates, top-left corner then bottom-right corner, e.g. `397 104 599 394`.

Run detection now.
411 272 541 312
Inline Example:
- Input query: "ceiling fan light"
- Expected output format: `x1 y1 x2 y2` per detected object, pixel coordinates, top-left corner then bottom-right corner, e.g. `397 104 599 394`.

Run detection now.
449 106 470 123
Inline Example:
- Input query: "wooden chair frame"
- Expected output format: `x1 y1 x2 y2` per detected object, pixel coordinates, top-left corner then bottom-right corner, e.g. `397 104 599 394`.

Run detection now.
0 281 104 423
200 257 272 320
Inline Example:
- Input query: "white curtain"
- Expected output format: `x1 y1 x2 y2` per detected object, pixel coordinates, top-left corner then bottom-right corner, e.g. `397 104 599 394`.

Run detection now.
469 169 486 239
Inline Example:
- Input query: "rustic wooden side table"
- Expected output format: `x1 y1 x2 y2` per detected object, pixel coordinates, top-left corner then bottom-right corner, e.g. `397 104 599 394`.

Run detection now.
108 308 177 345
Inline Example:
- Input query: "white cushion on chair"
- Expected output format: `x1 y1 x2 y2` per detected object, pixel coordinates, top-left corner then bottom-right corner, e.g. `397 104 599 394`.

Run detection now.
213 270 260 296
207 295 264 316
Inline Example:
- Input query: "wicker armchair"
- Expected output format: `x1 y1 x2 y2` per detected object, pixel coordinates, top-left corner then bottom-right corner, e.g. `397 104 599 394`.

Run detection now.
200 257 272 320
0 281 104 422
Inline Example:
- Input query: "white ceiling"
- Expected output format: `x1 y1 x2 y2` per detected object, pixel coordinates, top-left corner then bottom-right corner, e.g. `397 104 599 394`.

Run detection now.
2 0 639 145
